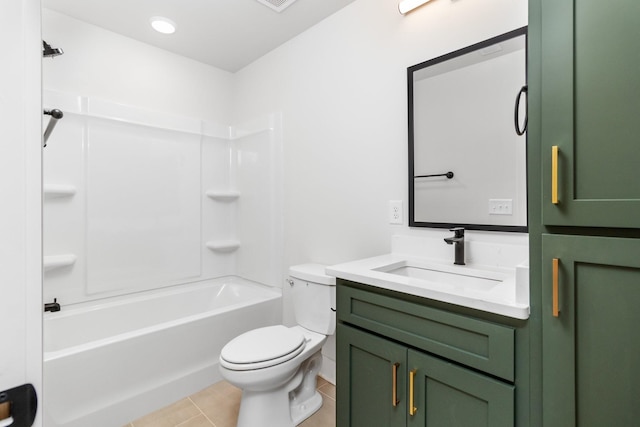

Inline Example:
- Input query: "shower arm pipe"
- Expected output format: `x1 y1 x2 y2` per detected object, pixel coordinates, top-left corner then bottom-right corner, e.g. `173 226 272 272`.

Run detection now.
43 108 63 147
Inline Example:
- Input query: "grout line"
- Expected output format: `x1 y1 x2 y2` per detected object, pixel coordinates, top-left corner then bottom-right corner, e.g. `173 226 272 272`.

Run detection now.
175 413 205 427
319 392 335 401
318 385 336 401
188 396 217 426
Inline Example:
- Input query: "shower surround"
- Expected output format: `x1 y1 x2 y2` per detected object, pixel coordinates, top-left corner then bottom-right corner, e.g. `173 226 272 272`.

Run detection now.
43 90 283 305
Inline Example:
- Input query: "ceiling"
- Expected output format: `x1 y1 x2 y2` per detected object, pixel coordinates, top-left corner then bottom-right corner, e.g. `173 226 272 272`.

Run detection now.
42 0 357 73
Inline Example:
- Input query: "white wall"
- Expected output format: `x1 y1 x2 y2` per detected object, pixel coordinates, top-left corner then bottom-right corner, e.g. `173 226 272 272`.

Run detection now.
233 0 527 315
42 9 234 123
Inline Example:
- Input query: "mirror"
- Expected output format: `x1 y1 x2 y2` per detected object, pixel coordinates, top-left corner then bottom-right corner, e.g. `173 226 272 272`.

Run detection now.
408 27 527 232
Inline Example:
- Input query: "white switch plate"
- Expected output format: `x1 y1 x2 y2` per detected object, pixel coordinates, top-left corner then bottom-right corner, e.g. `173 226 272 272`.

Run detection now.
489 199 513 215
389 200 403 224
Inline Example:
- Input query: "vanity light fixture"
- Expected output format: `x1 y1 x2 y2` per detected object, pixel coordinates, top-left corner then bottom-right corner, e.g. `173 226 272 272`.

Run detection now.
150 16 176 34
398 0 434 15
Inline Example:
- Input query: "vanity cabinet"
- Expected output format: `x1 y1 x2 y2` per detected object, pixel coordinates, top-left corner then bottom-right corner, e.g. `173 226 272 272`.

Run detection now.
539 0 640 228
336 281 519 427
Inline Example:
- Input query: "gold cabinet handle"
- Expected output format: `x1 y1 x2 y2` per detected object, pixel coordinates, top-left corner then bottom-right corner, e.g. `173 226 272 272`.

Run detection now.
552 146 559 204
392 363 400 407
409 369 417 416
552 258 560 317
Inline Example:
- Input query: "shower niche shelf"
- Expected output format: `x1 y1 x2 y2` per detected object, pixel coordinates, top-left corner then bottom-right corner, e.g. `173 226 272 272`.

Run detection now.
205 190 240 201
206 240 241 253
44 254 77 271
44 184 77 198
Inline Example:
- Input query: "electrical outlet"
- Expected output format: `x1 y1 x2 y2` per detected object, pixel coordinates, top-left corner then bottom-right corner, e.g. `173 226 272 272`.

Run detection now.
389 200 403 224
489 199 513 215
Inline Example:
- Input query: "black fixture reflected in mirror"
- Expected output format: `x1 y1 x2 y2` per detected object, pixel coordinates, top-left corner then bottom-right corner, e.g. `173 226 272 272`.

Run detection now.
408 27 528 232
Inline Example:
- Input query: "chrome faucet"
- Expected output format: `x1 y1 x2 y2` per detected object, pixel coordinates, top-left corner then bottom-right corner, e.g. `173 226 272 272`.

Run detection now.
444 227 465 265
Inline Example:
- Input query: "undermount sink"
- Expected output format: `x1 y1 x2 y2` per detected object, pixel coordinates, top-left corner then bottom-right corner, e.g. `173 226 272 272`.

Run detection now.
373 261 505 292
326 253 529 319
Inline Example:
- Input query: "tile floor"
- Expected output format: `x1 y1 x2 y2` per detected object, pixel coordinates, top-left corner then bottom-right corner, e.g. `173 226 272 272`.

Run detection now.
124 377 336 427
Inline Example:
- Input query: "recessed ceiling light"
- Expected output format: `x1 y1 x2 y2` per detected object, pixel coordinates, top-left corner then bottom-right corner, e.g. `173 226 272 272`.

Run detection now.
150 16 176 34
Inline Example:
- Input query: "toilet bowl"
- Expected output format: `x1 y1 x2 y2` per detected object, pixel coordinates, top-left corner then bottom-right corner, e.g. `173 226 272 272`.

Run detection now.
218 264 336 427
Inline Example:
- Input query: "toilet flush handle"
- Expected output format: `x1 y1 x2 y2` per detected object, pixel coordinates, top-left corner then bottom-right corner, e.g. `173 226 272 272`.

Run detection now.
286 279 294 287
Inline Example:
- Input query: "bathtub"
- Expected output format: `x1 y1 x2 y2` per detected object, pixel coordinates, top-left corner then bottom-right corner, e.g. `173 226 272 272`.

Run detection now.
43 277 282 427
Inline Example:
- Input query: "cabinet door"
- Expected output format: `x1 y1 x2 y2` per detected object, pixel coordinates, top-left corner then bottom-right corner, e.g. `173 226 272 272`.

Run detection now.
540 0 640 227
407 350 514 427
542 234 640 427
336 323 407 427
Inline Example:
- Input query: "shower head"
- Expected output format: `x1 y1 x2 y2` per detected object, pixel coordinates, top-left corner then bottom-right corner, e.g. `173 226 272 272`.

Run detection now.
43 40 64 58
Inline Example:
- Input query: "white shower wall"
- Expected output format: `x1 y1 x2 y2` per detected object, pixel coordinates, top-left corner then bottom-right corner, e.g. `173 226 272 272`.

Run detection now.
235 115 285 288
43 91 282 305
42 10 283 305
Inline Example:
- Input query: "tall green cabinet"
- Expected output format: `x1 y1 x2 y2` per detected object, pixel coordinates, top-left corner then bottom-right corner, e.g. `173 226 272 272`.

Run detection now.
539 0 640 228
530 0 640 426
540 235 640 426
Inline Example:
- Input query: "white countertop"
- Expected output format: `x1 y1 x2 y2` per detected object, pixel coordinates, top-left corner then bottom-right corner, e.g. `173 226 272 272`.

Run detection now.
326 253 529 319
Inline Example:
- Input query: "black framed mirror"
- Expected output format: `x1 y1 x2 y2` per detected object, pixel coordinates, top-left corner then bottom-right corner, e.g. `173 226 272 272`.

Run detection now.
408 27 528 232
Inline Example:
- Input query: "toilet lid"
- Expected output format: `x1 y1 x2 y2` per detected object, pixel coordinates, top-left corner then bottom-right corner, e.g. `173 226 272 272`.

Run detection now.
220 325 306 370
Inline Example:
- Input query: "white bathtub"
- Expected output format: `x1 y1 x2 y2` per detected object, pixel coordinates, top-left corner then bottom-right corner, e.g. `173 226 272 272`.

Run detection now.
43 277 282 427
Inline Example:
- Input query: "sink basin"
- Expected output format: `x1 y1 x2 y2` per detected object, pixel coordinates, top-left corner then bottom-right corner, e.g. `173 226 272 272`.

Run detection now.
373 261 505 292
326 253 529 319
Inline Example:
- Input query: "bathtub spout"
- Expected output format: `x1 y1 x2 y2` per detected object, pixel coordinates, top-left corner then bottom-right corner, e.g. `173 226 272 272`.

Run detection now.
45 298 61 312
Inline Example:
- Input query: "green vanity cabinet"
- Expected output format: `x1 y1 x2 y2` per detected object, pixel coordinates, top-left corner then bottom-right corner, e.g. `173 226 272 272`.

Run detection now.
541 234 640 427
336 281 520 427
539 0 640 228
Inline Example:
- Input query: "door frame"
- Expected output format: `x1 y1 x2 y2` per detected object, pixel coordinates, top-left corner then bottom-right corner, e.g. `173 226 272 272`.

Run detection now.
0 0 43 425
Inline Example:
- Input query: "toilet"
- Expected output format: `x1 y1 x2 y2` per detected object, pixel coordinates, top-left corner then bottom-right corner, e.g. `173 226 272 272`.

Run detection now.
218 264 336 427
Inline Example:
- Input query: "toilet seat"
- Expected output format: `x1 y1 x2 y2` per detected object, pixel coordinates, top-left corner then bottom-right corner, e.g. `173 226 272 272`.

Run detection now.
220 325 306 371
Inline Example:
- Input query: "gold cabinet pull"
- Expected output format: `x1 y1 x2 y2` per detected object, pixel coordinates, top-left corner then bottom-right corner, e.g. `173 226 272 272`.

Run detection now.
392 363 400 407
552 146 559 204
552 258 560 317
409 369 417 416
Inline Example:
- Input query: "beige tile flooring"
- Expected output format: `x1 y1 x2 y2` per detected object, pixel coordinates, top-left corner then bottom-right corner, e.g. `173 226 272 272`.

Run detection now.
124 377 336 427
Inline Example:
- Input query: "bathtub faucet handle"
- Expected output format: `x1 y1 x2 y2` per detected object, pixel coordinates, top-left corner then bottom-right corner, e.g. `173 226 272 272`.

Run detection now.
44 298 61 312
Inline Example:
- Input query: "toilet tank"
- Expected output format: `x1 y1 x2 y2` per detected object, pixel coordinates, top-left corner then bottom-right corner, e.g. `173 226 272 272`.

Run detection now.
289 264 336 335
